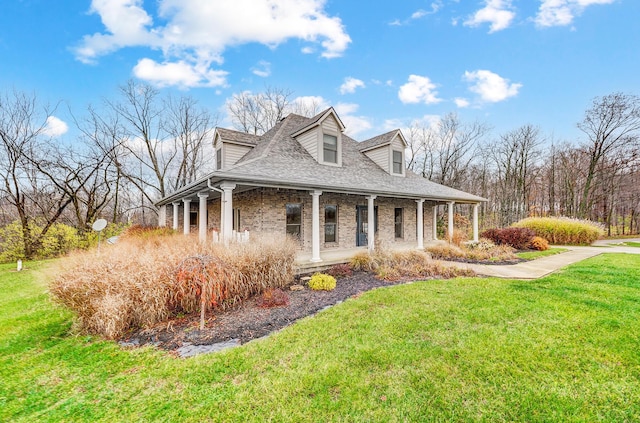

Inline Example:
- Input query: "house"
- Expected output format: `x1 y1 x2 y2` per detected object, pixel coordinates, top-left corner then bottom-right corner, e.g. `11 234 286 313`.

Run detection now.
155 107 486 263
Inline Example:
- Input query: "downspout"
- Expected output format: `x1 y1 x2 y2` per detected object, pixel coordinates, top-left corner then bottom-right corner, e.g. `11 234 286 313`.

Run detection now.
207 178 223 194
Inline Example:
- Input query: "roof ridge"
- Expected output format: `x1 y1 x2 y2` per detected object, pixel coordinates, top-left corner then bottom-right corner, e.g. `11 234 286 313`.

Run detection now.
226 115 295 170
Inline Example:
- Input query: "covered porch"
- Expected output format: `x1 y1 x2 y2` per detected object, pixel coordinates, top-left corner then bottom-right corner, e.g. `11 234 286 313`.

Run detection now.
157 179 482 264
294 239 447 274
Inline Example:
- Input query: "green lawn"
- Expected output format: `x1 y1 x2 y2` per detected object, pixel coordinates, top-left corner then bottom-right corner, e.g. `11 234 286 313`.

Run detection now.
2 255 640 422
516 247 568 260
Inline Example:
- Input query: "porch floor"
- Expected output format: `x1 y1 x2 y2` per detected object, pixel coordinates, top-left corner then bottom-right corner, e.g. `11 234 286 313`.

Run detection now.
295 240 444 274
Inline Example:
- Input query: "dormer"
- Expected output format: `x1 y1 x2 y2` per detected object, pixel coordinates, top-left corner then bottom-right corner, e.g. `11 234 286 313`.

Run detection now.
358 130 408 177
291 108 346 167
213 128 259 170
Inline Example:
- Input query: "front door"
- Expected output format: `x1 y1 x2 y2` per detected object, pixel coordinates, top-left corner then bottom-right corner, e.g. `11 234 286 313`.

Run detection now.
356 205 378 247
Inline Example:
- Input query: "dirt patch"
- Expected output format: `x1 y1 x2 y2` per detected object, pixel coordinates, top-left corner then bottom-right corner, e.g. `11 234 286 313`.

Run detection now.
122 272 394 352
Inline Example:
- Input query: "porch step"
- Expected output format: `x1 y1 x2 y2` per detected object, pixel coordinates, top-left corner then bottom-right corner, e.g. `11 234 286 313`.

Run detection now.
295 257 352 275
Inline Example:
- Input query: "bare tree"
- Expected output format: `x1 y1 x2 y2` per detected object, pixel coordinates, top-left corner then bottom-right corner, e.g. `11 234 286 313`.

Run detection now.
435 113 490 188
486 125 542 226
107 80 173 204
405 113 489 189
0 90 73 258
227 86 293 135
576 92 640 218
164 95 218 190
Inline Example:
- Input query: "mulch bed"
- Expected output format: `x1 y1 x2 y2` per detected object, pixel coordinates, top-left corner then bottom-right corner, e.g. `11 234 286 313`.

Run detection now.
122 272 393 352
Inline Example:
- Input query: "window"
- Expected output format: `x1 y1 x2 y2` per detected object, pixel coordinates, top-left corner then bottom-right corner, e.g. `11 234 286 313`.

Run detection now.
286 204 302 239
232 208 241 232
323 134 338 164
216 147 222 170
392 150 403 174
189 211 198 227
324 205 337 243
394 208 403 239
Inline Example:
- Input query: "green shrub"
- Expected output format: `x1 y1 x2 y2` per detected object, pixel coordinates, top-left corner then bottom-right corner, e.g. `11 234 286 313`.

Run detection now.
513 217 604 245
308 273 337 291
0 220 83 262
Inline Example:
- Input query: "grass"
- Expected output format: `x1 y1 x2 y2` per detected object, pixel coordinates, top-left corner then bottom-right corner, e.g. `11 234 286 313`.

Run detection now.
2 255 640 421
617 242 640 248
516 247 568 260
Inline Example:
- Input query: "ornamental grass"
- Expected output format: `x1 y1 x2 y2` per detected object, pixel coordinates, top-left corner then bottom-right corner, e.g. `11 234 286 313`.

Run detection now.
513 217 604 245
350 248 475 281
49 232 296 339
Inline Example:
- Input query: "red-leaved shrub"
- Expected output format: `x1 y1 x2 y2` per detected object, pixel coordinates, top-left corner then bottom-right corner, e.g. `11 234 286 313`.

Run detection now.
326 263 353 278
256 288 290 308
481 227 536 250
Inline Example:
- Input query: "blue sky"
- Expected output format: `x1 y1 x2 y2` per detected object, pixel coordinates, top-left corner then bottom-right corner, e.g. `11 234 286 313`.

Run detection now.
1 0 638 142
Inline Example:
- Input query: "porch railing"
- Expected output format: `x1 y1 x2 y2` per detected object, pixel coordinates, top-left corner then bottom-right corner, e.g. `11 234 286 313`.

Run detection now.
212 229 250 244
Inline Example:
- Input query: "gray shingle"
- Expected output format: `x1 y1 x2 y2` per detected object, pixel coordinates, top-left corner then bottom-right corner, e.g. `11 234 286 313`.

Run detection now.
157 111 486 205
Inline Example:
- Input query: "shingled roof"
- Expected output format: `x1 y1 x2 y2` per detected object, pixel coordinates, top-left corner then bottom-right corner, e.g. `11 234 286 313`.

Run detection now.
215 128 260 146
357 129 403 152
157 112 486 205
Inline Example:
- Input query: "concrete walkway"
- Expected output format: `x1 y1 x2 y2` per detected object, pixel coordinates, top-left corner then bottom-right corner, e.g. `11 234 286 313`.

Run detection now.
450 238 640 280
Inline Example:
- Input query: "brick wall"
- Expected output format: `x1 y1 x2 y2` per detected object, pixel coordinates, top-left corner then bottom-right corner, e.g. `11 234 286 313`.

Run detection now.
168 188 437 251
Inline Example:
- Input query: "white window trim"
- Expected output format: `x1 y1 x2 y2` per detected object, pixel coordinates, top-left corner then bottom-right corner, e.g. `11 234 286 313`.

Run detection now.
391 149 405 176
318 128 342 167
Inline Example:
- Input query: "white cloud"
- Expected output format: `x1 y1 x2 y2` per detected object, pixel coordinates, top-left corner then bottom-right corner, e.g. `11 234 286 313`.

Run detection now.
334 103 372 137
75 0 351 87
535 0 615 27
133 58 228 88
339 77 365 95
390 2 442 26
287 97 371 137
398 75 441 105
463 69 522 103
464 0 515 33
252 60 271 78
454 97 470 108
43 116 69 137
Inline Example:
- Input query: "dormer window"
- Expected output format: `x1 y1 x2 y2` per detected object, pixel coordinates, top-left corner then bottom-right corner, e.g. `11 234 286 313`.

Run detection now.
323 134 338 164
392 150 403 174
216 147 222 170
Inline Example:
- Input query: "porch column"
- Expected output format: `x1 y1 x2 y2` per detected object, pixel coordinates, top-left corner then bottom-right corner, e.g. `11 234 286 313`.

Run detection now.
172 202 180 230
367 195 377 253
416 199 425 250
473 203 479 242
310 190 323 262
447 201 455 242
220 183 236 245
198 192 209 243
183 198 191 235
158 205 167 227
432 205 438 241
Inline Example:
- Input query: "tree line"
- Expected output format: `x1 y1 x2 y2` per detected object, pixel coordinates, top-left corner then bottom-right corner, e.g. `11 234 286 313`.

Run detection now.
406 93 640 236
1 82 639 259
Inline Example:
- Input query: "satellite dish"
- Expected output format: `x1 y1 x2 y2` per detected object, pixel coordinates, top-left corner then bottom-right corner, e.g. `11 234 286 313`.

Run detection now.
92 219 107 232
